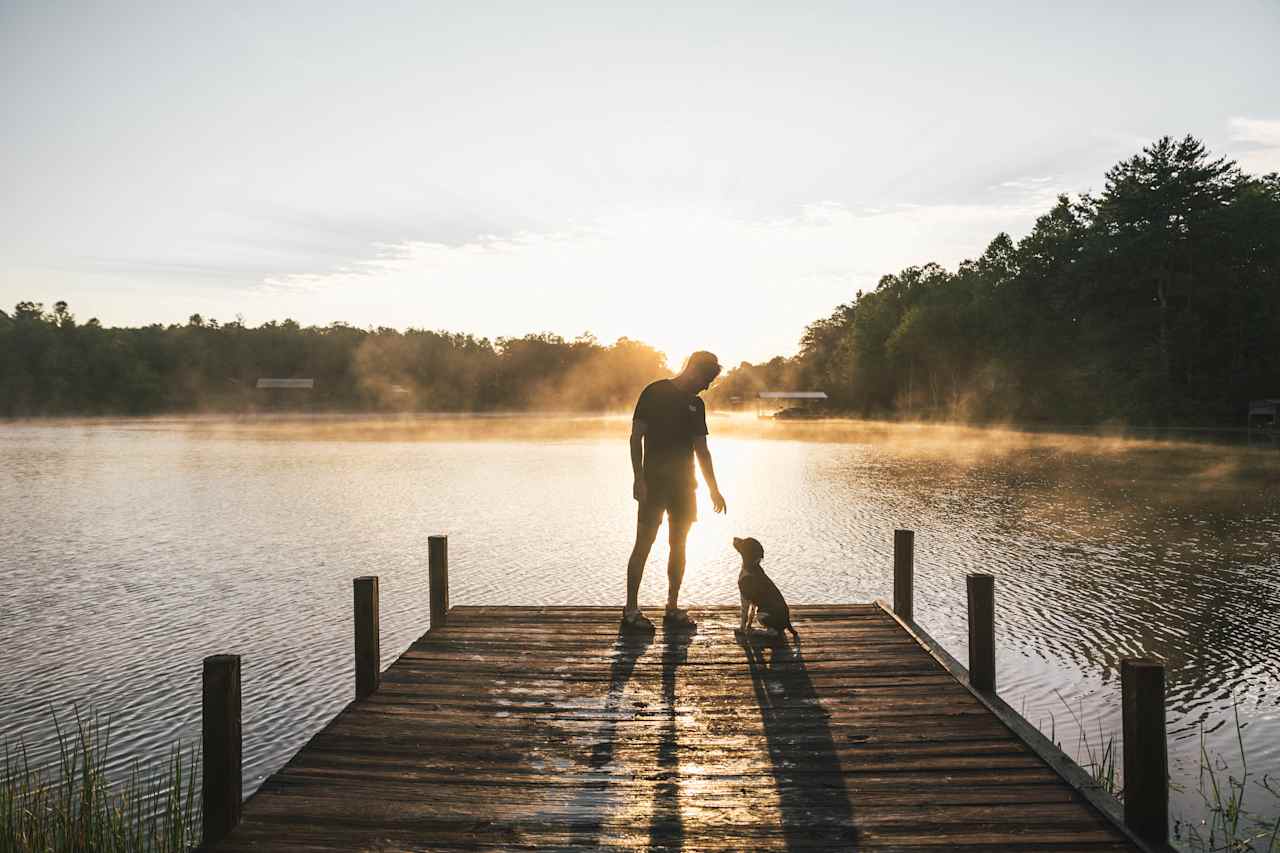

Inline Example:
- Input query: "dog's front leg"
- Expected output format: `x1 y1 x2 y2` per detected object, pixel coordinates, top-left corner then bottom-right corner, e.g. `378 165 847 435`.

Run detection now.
738 592 751 633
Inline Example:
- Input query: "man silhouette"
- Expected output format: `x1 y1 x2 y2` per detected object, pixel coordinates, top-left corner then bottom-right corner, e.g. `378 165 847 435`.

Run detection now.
622 351 727 631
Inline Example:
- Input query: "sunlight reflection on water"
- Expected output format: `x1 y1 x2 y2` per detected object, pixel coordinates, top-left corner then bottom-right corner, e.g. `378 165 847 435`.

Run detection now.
1 415 1278 825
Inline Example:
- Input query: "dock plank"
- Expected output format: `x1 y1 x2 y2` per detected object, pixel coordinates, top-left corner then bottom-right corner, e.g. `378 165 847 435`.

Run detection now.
207 605 1144 851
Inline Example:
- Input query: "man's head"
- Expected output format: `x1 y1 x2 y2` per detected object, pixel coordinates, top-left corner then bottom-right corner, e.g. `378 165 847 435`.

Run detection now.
677 351 721 393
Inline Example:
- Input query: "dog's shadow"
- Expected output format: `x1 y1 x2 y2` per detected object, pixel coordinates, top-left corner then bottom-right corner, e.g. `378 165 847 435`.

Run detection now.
742 635 859 849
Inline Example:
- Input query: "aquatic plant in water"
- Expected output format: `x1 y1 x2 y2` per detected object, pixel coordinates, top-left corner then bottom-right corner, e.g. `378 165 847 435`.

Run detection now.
1178 702 1280 852
1044 693 1279 852
0 707 199 852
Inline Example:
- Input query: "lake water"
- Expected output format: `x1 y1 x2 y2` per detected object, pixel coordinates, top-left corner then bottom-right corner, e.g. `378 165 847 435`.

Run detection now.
3 415 1278 833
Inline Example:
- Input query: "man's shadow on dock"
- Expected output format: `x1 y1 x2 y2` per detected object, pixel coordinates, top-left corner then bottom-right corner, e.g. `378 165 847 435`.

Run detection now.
574 625 691 852
742 635 859 850
569 626 651 848
586 627 651 773
648 625 691 852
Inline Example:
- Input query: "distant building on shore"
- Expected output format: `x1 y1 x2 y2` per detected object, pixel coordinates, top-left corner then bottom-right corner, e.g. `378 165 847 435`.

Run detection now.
756 390 828 418
1249 399 1279 446
255 378 315 390
255 378 315 410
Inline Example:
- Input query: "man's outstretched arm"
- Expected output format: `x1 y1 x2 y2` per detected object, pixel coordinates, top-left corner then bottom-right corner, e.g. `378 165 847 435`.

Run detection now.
694 435 726 513
631 420 647 502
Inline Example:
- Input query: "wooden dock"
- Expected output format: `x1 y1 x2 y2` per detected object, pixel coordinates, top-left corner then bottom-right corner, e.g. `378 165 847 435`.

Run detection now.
206 603 1158 851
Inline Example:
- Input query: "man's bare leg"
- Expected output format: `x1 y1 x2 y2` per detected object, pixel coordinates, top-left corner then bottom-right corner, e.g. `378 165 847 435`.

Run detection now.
666 516 693 611
626 518 661 613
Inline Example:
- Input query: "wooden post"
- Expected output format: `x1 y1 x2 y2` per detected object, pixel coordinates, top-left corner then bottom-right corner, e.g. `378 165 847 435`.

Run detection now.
1122 657 1168 844
966 573 995 692
353 576 380 700
893 529 914 622
429 534 449 628
202 654 242 845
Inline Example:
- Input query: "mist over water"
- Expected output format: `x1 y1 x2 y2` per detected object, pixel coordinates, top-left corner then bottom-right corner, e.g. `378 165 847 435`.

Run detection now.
2 415 1278 827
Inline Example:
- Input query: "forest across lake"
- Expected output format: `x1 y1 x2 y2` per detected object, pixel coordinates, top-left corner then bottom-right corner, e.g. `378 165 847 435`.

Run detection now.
3 136 1277 429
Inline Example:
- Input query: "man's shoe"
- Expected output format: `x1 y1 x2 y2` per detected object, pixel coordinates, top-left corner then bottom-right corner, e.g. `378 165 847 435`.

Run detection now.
663 607 697 630
621 609 655 632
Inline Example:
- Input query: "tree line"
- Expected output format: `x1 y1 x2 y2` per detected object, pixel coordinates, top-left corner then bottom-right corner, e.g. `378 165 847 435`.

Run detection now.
709 136 1280 426
0 305 667 415
3 135 1277 424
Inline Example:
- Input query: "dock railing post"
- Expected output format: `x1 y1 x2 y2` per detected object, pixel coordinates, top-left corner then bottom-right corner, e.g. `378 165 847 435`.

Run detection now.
966 573 996 692
1122 657 1168 844
354 576 380 700
429 534 449 628
202 654 242 845
893 529 914 622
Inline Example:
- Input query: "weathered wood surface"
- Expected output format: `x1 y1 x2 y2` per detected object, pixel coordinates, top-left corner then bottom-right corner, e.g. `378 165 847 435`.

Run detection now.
209 605 1139 851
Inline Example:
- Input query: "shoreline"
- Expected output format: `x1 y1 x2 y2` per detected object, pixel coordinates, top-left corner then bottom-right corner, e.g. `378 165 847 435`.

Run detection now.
3 410 1275 452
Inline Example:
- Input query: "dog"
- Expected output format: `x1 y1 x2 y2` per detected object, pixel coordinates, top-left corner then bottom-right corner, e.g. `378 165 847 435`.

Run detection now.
732 536 798 640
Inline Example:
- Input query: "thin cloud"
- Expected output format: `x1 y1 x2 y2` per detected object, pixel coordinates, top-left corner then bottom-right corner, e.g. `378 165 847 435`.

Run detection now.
994 176 1056 190
249 199 1054 363
1229 117 1280 146
987 175 1065 211
1228 117 1280 175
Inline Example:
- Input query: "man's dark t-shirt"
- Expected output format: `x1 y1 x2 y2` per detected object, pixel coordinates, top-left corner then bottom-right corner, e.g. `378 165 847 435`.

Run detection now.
633 379 709 490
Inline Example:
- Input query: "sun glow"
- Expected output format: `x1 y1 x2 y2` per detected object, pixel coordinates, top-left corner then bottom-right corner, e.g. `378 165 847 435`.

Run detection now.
248 201 1052 366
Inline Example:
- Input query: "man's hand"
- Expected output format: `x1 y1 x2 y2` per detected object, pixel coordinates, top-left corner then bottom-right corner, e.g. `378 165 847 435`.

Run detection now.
633 479 647 503
710 489 727 514
693 435 725 514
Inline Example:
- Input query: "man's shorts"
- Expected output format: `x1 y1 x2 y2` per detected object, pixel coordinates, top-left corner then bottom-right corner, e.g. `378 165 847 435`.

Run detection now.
638 480 697 528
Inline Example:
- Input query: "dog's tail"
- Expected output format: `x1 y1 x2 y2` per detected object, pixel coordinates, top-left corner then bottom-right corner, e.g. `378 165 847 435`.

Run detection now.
786 622 800 641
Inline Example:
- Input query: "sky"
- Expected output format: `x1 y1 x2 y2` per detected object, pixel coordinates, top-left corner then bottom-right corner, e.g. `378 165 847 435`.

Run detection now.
3 1 1279 366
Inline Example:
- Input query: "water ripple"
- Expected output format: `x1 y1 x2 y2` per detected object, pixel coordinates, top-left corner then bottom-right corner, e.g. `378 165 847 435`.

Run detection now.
1 420 1277 825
